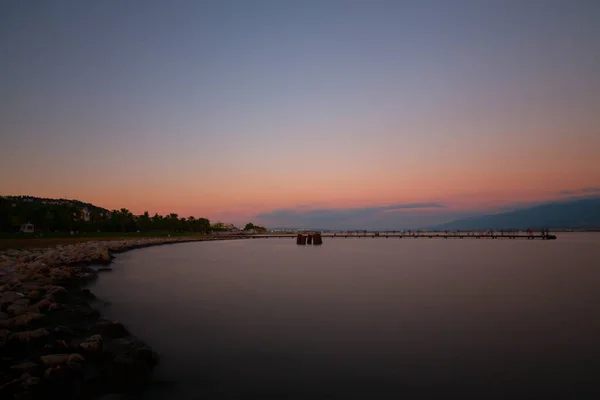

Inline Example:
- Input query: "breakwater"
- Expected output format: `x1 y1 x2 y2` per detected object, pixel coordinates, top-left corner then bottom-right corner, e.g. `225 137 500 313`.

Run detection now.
0 237 221 399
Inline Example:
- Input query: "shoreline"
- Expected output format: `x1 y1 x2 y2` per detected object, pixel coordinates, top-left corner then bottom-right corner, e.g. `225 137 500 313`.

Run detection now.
0 237 235 399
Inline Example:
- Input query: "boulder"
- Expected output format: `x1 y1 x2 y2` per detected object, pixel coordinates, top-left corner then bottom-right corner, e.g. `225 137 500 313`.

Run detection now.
1 291 20 305
133 346 158 365
110 354 151 388
87 334 103 342
22 375 41 387
40 354 70 366
103 338 135 357
45 339 69 352
41 353 84 367
80 289 96 299
44 285 67 300
27 290 42 301
4 312 44 328
35 298 51 312
93 320 128 339
52 326 75 341
44 363 83 381
21 283 43 292
10 361 40 374
7 298 31 316
100 249 112 262
80 340 102 352
9 328 49 343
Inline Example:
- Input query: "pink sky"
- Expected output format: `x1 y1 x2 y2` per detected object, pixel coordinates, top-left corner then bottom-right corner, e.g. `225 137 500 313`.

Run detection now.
1 1 599 228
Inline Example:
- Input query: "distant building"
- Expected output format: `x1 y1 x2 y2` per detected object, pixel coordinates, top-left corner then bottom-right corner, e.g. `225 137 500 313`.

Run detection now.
20 223 34 233
81 207 91 222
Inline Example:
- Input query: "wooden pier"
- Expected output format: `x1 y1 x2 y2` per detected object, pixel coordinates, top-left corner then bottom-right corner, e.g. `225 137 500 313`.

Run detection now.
220 232 557 242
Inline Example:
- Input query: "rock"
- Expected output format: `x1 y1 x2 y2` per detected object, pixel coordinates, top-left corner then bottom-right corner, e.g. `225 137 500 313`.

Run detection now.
68 353 85 363
9 328 49 343
52 326 75 340
5 312 44 328
0 378 21 393
22 375 41 388
45 285 67 300
111 354 151 387
80 289 96 299
41 354 70 366
40 353 84 366
11 361 39 374
80 340 102 352
103 338 134 357
134 347 158 365
27 290 42 301
87 334 103 342
44 365 71 380
79 334 103 353
93 320 128 339
35 298 51 311
20 283 43 292
44 339 69 352
65 304 99 318
7 298 30 315
101 249 112 262
97 267 113 272
1 291 20 305
0 311 8 320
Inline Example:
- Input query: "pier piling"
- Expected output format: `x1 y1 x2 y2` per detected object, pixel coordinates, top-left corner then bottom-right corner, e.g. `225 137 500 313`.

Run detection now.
313 233 323 245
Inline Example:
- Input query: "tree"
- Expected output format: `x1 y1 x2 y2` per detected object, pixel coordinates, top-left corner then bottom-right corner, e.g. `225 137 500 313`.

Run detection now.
244 222 255 231
197 217 210 233
138 211 151 232
119 208 133 232
167 213 179 232
187 216 196 232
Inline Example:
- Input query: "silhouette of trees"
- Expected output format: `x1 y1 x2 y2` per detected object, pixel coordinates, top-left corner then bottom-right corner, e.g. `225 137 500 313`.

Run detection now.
0 196 217 234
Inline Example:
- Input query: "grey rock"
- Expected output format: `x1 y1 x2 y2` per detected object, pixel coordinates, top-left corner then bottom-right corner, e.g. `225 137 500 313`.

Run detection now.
93 320 128 339
9 328 49 343
1 291 19 304
11 361 40 374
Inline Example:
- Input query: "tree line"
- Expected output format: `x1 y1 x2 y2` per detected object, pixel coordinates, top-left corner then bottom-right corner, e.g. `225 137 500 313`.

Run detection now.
0 197 224 233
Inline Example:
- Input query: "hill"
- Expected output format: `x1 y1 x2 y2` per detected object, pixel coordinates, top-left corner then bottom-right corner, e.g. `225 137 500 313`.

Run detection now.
0 195 211 233
432 198 600 230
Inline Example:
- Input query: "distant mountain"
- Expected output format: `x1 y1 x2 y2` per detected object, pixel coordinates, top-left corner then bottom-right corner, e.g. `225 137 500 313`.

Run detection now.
431 198 600 230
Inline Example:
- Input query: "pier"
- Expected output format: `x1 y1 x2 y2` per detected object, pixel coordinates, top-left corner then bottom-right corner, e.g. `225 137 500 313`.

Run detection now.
217 231 557 242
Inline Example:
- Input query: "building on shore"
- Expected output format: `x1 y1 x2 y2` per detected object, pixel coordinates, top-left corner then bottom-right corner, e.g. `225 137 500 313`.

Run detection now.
20 223 34 233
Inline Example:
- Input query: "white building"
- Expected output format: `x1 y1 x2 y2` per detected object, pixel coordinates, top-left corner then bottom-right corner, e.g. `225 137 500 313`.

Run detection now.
20 223 34 233
81 207 91 222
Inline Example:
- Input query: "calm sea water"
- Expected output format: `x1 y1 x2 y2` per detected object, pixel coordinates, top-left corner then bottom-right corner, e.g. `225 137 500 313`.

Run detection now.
92 233 600 399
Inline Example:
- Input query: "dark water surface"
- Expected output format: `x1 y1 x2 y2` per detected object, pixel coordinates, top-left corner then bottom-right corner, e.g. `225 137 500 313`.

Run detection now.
92 234 600 399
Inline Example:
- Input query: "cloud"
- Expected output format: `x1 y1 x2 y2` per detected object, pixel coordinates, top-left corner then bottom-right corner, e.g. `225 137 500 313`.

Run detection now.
558 187 600 196
255 202 452 230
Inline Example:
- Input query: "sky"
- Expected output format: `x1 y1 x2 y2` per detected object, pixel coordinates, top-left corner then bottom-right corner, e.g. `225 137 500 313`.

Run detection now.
1 0 599 229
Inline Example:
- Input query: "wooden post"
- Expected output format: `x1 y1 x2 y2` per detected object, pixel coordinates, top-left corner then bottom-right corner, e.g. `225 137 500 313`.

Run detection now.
313 233 323 245
297 234 306 245
307 234 313 245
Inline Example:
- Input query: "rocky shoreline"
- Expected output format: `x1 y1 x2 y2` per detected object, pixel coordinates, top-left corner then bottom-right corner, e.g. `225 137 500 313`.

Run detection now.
0 237 218 400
